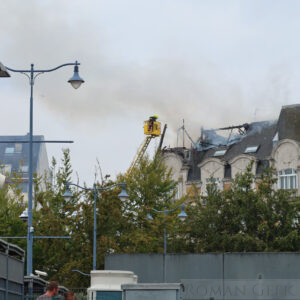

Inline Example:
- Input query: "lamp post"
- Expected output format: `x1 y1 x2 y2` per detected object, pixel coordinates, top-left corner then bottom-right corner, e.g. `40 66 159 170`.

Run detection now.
0 61 84 277
147 204 187 282
63 182 129 270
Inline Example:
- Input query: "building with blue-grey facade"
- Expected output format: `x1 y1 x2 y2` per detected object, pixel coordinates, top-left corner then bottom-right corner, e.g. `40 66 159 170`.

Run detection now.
0 133 50 202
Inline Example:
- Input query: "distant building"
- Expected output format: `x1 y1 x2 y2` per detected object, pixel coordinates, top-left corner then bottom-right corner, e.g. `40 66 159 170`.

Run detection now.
0 134 50 201
162 104 300 198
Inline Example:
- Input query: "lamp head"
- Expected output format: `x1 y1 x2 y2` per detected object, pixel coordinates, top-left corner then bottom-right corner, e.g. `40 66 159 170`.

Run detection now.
178 204 187 221
146 212 153 220
63 185 73 201
118 184 129 202
68 62 84 89
19 208 28 223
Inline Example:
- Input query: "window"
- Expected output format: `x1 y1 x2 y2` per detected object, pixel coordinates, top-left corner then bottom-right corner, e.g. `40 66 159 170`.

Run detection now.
278 169 298 190
206 177 222 190
20 165 29 173
96 291 122 300
292 218 299 228
15 143 22 153
5 147 14 154
245 146 259 153
214 150 227 157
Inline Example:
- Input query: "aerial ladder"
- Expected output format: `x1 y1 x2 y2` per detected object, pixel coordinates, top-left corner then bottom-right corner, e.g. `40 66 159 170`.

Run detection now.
127 116 161 175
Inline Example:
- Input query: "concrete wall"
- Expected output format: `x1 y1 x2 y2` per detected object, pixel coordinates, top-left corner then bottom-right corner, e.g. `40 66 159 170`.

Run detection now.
106 253 300 299
106 253 300 282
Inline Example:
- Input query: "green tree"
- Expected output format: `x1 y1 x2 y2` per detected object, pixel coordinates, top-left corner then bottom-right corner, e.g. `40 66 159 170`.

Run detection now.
118 152 183 254
186 164 300 252
0 178 26 250
32 148 82 284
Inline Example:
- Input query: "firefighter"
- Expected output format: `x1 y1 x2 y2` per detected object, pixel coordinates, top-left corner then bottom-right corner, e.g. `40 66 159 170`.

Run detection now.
148 115 158 132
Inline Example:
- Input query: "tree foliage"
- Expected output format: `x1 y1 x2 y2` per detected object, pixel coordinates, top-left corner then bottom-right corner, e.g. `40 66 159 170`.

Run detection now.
185 164 300 252
0 151 299 289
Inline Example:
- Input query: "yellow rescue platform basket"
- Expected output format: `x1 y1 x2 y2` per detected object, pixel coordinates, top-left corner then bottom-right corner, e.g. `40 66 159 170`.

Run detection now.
144 120 161 136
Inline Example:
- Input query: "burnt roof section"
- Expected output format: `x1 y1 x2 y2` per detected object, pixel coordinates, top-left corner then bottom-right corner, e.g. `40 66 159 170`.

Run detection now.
277 104 300 142
200 121 277 163
164 122 276 181
163 104 300 181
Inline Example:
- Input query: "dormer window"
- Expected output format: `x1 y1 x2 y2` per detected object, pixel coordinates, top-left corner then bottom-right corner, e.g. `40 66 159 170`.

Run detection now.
244 146 259 153
214 150 227 157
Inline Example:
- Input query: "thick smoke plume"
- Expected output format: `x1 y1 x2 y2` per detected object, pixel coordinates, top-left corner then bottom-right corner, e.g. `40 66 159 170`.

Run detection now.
0 0 291 148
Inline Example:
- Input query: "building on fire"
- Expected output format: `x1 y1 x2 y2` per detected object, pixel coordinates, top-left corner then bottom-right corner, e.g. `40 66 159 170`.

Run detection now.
162 104 300 198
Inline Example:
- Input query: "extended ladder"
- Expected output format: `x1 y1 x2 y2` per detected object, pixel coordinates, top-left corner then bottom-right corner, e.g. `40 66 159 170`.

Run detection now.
127 136 153 175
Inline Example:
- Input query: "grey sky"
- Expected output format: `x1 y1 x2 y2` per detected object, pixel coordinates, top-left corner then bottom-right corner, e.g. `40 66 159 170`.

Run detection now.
0 0 299 185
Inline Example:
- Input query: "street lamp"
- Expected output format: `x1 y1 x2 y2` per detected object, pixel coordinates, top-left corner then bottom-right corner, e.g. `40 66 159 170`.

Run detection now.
63 182 129 270
147 203 187 282
19 208 29 223
0 60 84 277
68 63 84 89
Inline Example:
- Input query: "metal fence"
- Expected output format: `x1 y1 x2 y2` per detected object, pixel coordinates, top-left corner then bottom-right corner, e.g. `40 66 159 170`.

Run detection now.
71 288 88 300
0 240 25 300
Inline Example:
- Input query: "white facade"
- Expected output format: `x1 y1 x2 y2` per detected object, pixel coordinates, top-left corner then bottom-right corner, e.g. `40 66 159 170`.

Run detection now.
162 152 188 199
198 158 225 195
271 139 300 191
163 139 300 197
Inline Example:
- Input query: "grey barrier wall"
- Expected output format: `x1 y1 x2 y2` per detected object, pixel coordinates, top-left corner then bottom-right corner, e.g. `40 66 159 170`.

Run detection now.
105 253 300 282
105 254 165 283
0 239 25 300
105 253 300 300
224 253 300 279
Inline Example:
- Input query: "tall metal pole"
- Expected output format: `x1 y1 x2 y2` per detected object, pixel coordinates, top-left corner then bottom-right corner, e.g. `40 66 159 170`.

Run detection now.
63 182 127 272
93 184 97 270
163 209 167 283
2 61 83 280
27 64 34 277
148 204 187 283
182 119 185 148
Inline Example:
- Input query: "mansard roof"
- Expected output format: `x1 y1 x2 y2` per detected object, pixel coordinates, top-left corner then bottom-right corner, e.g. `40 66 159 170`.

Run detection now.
277 104 300 142
163 104 300 181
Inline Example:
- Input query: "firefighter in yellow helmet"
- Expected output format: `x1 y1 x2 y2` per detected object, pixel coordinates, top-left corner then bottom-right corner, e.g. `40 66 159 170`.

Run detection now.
149 115 159 132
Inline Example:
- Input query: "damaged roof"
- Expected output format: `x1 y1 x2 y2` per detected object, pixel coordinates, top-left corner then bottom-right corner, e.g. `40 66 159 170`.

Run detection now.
164 105 299 181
